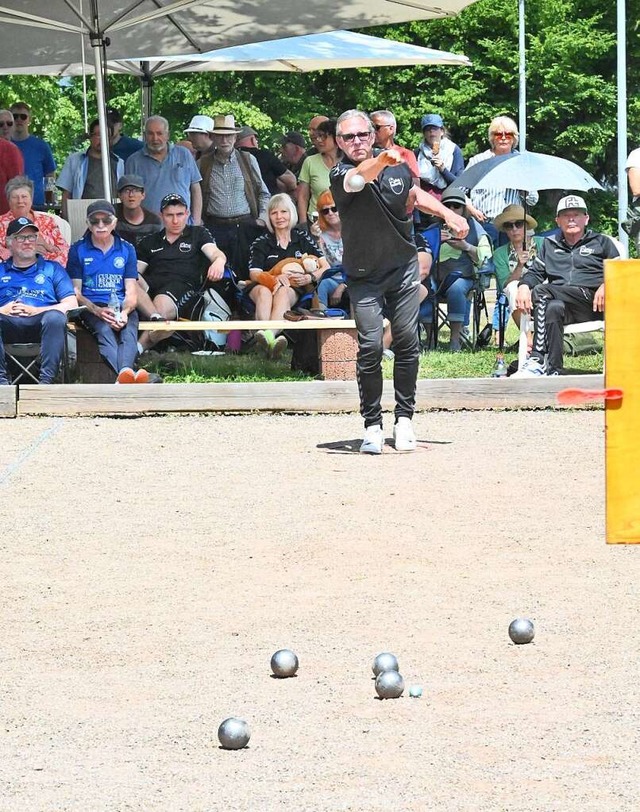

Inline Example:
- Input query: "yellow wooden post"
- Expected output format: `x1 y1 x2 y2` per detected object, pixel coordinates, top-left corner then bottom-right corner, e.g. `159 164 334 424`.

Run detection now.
605 258 640 543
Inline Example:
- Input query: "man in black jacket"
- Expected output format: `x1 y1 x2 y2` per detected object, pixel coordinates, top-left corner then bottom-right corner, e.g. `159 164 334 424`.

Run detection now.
513 195 619 377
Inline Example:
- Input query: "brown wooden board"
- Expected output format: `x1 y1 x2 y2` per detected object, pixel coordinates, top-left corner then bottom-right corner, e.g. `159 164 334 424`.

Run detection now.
0 385 16 417
17 374 604 416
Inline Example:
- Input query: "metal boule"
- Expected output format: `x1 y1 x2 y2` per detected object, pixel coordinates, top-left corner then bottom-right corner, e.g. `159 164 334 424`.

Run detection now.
372 652 399 676
508 618 535 645
270 648 299 678
375 670 405 699
217 717 251 750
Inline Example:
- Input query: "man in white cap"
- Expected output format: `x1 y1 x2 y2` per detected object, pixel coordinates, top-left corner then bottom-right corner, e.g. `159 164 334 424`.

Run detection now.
514 194 619 377
184 114 214 160
198 114 270 272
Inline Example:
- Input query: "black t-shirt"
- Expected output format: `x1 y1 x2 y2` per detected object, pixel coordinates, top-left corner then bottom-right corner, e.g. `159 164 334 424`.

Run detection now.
137 225 215 291
248 228 322 272
330 159 416 277
115 204 162 248
239 147 288 195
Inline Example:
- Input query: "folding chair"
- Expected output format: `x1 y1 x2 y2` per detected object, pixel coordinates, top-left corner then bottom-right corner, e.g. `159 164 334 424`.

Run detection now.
5 333 70 384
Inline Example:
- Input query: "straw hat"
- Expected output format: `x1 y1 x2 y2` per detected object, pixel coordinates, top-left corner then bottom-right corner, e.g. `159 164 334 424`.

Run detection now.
494 204 537 232
211 114 241 134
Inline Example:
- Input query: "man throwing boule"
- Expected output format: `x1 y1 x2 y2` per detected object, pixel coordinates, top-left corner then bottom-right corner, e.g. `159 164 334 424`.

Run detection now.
330 109 468 454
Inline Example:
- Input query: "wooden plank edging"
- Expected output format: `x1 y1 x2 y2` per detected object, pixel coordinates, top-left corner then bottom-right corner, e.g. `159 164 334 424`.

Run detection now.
0 385 17 418
17 374 604 417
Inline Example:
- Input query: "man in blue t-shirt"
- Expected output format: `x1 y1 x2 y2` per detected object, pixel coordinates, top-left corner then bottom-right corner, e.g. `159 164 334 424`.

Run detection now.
10 102 56 208
0 217 77 384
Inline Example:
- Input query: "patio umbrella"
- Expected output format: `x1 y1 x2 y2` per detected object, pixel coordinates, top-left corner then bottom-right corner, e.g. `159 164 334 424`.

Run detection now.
0 0 480 198
452 151 603 194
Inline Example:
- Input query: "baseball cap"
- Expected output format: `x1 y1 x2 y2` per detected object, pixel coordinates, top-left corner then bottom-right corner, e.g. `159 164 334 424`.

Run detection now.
441 186 467 206
117 174 145 192
556 194 588 214
280 131 305 148
421 113 444 129
86 200 116 218
7 216 39 237
184 114 214 134
160 193 188 210
106 107 122 123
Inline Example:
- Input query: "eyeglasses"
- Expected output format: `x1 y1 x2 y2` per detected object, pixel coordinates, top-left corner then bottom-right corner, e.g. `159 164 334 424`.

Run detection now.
314 132 329 140
14 233 38 243
337 131 372 143
88 216 114 226
503 220 525 229
0 120 13 127
373 124 391 131
491 131 515 140
12 113 28 121
445 202 465 210
120 186 143 194
320 206 338 215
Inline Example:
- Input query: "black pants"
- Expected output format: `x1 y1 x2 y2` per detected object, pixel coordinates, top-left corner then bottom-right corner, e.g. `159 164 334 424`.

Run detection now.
204 218 266 276
531 283 602 371
348 256 420 427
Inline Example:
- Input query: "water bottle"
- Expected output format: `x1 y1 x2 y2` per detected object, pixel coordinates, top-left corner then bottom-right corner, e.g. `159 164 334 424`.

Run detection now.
109 288 122 323
491 353 508 378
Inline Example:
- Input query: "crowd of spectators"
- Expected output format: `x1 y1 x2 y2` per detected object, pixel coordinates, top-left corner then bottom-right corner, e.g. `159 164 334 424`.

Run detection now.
0 99 629 383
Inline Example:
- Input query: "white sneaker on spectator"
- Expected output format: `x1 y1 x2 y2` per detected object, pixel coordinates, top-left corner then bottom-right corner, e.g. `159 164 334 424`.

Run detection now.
393 416 417 452
360 424 383 455
511 358 546 378
270 334 288 360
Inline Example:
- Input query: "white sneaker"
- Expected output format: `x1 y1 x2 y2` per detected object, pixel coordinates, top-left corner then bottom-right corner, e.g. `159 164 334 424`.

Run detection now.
511 358 546 378
393 416 417 452
270 334 288 360
360 424 383 455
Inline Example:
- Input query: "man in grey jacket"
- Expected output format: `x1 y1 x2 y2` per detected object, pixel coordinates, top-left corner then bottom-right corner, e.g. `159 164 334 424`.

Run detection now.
513 195 619 377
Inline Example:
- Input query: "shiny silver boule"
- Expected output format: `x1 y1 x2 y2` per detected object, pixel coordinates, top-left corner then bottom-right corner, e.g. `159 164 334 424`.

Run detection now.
270 648 299 678
372 652 399 676
508 618 535 645
217 717 251 750
375 670 405 699
347 173 365 192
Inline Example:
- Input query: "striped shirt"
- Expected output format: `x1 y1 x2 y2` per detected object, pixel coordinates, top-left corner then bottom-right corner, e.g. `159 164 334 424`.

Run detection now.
467 149 538 220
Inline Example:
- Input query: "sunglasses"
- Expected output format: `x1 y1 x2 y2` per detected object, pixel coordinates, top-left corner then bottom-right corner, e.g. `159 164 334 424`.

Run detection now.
320 206 338 215
12 113 28 121
503 220 525 229
492 131 515 139
88 216 114 226
373 124 391 131
338 131 372 143
14 233 38 242
445 202 465 210
0 120 13 127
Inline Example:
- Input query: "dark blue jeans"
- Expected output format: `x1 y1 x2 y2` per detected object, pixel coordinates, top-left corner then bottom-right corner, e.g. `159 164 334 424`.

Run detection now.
347 255 420 427
0 310 67 383
81 309 140 373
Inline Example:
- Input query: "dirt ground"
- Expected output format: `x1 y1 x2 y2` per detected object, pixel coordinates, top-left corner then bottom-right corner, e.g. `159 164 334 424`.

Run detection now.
1 410 638 812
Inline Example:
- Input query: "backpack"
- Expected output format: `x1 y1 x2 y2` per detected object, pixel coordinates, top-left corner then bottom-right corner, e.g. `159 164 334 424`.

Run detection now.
200 287 232 347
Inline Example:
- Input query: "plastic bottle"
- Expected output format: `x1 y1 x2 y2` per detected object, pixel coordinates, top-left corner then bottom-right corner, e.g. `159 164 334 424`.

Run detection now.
491 353 508 378
109 288 122 323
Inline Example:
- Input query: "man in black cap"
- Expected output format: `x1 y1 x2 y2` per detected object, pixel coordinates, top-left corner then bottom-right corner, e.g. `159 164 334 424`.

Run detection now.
115 174 162 248
0 217 77 384
236 126 296 195
280 131 307 178
135 193 227 352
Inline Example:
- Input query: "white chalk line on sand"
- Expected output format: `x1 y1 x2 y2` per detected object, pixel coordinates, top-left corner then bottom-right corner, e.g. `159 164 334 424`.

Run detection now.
0 418 66 486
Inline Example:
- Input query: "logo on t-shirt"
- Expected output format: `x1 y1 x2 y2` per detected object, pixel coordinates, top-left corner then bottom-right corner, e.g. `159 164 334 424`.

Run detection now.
1 275 10 283
35 274 46 284
579 246 594 256
389 177 405 196
178 242 192 253
113 257 125 269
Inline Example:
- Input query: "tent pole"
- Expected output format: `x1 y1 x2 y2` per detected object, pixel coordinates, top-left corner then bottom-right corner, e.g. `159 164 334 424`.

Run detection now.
617 0 628 249
518 0 526 151
91 33 112 202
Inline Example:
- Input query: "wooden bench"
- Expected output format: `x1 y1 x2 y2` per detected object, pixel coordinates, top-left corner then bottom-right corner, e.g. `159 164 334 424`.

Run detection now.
73 319 358 383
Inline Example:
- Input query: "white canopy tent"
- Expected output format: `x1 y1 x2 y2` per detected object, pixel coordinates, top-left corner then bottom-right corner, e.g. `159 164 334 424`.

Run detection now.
0 0 479 198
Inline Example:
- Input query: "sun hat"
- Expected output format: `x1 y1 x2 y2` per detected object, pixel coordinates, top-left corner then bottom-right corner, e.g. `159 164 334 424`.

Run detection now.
210 114 241 134
494 204 537 231
184 114 214 134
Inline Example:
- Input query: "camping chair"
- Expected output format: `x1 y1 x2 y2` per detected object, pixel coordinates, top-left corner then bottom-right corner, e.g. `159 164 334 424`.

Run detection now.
5 331 70 384
66 199 101 241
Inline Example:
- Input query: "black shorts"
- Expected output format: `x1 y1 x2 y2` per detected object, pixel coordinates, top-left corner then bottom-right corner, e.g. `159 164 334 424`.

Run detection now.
148 278 201 318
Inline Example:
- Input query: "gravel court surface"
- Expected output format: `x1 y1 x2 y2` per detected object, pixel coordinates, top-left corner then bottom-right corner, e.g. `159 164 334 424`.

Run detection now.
1 411 639 811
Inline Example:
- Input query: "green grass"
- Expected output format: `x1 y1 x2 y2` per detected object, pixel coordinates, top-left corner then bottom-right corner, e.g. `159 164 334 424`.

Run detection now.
145 324 604 384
